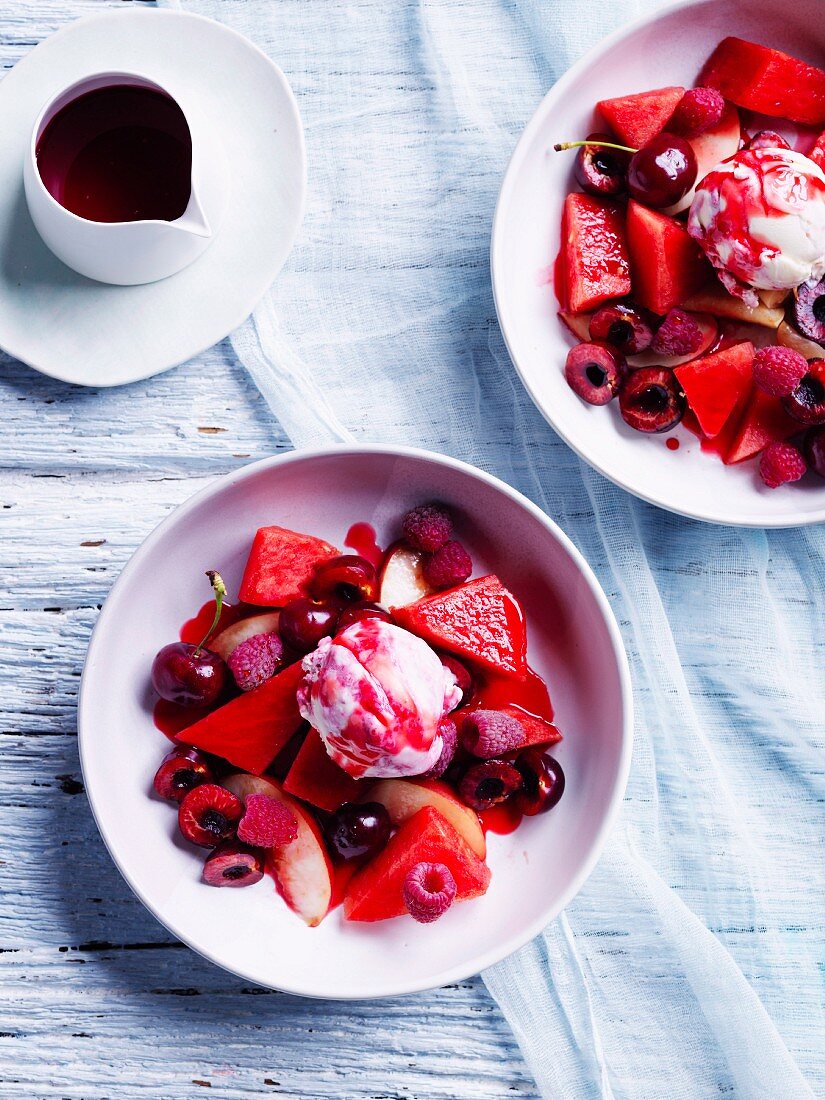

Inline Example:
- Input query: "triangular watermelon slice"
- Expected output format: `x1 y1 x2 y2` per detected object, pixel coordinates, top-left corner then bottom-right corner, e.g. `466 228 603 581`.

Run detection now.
177 662 304 774
626 200 711 315
343 806 491 922
597 86 685 147
393 575 527 677
699 38 825 127
675 341 754 438
239 525 339 607
283 727 367 812
724 385 801 464
562 193 631 314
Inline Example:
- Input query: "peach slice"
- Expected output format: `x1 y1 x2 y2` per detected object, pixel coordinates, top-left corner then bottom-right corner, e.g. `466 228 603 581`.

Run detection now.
210 612 281 662
682 285 784 328
378 541 435 609
367 778 486 860
777 320 825 361
222 773 333 926
627 313 718 369
664 102 741 215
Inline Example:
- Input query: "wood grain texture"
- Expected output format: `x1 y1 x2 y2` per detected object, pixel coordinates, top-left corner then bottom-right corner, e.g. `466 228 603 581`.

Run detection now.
0 3 536 1096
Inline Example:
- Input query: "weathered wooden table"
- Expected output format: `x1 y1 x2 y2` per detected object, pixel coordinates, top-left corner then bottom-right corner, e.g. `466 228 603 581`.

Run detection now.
0 3 535 1095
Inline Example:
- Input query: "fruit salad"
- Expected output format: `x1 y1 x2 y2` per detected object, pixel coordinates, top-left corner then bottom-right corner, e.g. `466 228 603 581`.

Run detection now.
554 36 825 490
148 504 564 927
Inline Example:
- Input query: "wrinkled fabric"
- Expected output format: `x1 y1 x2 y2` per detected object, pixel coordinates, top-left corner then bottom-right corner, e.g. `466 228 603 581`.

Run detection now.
163 1 823 1095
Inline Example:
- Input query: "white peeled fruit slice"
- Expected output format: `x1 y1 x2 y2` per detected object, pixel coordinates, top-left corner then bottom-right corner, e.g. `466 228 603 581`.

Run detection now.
628 312 718 368
683 285 784 328
222 773 333 927
210 612 281 662
664 102 741 216
368 778 486 860
777 320 825 360
379 541 435 609
558 311 592 342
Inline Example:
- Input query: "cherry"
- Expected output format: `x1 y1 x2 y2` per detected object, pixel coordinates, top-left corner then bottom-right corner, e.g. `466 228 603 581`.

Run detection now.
793 277 825 345
589 302 655 355
279 598 340 653
514 749 565 816
619 367 686 433
627 132 697 208
152 746 214 802
309 555 378 603
782 361 825 425
803 426 825 477
336 602 394 632
573 131 629 196
565 342 627 405
150 571 229 706
459 759 522 811
324 802 391 861
202 839 264 888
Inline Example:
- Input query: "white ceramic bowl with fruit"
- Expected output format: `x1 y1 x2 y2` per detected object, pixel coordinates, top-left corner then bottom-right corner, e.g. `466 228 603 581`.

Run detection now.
492 0 825 526
79 447 631 999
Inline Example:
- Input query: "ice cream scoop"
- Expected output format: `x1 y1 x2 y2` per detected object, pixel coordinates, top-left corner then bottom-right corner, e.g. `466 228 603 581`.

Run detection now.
297 620 462 779
688 146 825 305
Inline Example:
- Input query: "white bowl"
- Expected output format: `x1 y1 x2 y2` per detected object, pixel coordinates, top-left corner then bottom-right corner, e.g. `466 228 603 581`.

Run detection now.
492 0 825 527
79 447 632 999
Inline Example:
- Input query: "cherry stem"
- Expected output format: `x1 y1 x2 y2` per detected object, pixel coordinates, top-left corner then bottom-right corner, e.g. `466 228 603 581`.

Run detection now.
195 570 227 656
553 139 637 154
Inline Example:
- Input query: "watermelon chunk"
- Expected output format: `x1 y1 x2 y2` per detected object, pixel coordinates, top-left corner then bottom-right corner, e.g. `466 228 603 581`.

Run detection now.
562 193 631 314
675 341 754 438
724 385 801 464
597 86 685 148
626 200 711 314
499 705 562 749
177 662 304 774
239 525 339 607
393 575 527 677
343 806 491 922
283 727 366 812
699 37 825 127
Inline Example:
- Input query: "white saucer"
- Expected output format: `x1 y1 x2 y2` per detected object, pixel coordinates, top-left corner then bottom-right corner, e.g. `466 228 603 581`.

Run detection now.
0 10 305 387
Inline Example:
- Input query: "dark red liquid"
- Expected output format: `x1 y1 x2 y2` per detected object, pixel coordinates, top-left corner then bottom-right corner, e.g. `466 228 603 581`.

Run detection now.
666 437 680 451
468 666 555 724
36 84 192 223
344 522 385 570
479 800 523 835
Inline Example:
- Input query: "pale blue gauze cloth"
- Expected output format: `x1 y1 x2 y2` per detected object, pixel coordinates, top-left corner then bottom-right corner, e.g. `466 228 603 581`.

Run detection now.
163 1 823 1096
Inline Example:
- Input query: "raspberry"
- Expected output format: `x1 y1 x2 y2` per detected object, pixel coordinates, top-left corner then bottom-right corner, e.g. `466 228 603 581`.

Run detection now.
459 759 523 811
758 442 807 488
651 309 704 356
670 87 725 136
424 718 458 779
227 632 284 692
460 710 525 759
237 793 298 848
402 862 457 924
401 503 453 552
751 346 807 397
422 540 472 589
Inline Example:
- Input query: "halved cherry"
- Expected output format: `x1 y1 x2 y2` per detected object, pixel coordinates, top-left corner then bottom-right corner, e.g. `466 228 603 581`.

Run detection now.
309 555 378 603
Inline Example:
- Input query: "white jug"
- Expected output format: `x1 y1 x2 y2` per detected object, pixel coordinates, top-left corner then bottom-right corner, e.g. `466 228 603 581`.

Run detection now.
23 70 228 285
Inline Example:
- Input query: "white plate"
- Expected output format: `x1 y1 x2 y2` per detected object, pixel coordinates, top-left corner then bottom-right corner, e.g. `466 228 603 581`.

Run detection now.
0 9 305 386
79 447 632 999
492 0 825 527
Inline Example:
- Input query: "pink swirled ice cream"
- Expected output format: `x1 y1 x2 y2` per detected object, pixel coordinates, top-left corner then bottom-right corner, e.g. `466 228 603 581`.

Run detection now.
297 619 462 779
688 146 825 304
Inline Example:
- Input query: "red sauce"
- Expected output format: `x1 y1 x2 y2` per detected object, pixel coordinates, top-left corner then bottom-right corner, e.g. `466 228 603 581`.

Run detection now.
666 437 680 451
344 522 384 569
152 698 212 742
328 860 359 912
467 666 554 723
179 599 244 645
479 800 523 835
